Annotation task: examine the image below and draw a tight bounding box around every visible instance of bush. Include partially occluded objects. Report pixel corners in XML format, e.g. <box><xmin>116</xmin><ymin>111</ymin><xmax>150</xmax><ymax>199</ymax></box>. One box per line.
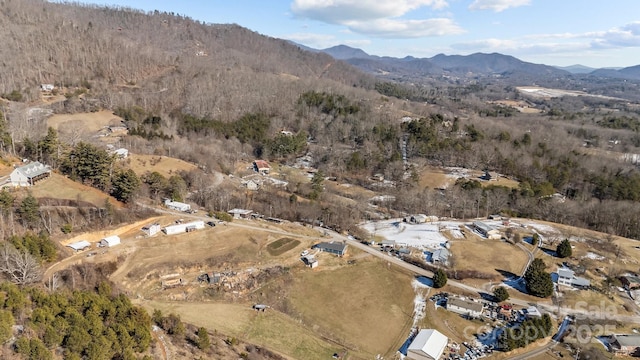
<box><xmin>214</xmin><ymin>211</ymin><xmax>233</xmax><ymax>222</ymax></box>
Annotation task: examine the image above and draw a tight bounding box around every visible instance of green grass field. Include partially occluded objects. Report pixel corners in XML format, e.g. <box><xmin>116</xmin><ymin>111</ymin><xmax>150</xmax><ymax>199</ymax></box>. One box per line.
<box><xmin>267</xmin><ymin>237</ymin><xmax>301</xmax><ymax>256</ymax></box>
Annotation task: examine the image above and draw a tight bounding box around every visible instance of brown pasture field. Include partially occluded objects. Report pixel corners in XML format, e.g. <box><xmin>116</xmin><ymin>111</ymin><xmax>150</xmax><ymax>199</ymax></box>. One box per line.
<box><xmin>450</xmin><ymin>238</ymin><xmax>529</xmax><ymax>279</ymax></box>
<box><xmin>125</xmin><ymin>154</ymin><xmax>198</xmax><ymax>178</ymax></box>
<box><xmin>47</xmin><ymin>110</ymin><xmax>124</xmax><ymax>132</ymax></box>
<box><xmin>419</xmin><ymin>166</ymin><xmax>519</xmax><ymax>190</ymax></box>
<box><xmin>29</xmin><ymin>173</ymin><xmax>121</xmax><ymax>208</ymax></box>
<box><xmin>286</xmin><ymin>257</ymin><xmax>416</xmax><ymax>359</ymax></box>
<box><xmin>102</xmin><ymin>220</ymin><xmax>416</xmax><ymax>359</ymax></box>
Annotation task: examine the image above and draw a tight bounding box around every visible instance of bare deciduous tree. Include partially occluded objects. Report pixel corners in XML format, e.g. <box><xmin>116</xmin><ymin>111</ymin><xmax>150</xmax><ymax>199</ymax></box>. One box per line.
<box><xmin>0</xmin><ymin>244</ymin><xmax>42</xmax><ymax>285</ymax></box>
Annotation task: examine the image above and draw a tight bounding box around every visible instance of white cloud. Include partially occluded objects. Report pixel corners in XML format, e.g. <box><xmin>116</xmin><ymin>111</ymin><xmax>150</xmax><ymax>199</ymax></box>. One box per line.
<box><xmin>290</xmin><ymin>0</ymin><xmax>459</xmax><ymax>38</ymax></box>
<box><xmin>595</xmin><ymin>21</ymin><xmax>640</xmax><ymax>48</ymax></box>
<box><xmin>291</xmin><ymin>0</ymin><xmax>449</xmax><ymax>23</ymax></box>
<box><xmin>347</xmin><ymin>18</ymin><xmax>464</xmax><ymax>38</ymax></box>
<box><xmin>468</xmin><ymin>0</ymin><xmax>530</xmax><ymax>12</ymax></box>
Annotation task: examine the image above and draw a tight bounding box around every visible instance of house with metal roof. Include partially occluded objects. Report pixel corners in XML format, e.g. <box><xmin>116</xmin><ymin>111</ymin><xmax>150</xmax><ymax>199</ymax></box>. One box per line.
<box><xmin>557</xmin><ymin>267</ymin><xmax>590</xmax><ymax>288</ymax></box>
<box><xmin>406</xmin><ymin>329</ymin><xmax>448</xmax><ymax>360</ymax></box>
<box><xmin>610</xmin><ymin>334</ymin><xmax>640</xmax><ymax>356</ymax></box>
<box><xmin>9</xmin><ymin>161</ymin><xmax>51</xmax><ymax>187</ymax></box>
<box><xmin>447</xmin><ymin>297</ymin><xmax>484</xmax><ymax>318</ymax></box>
<box><xmin>67</xmin><ymin>240</ymin><xmax>91</xmax><ymax>251</ymax></box>
<box><xmin>313</xmin><ymin>241</ymin><xmax>348</xmax><ymax>256</ymax></box>
<box><xmin>432</xmin><ymin>248</ymin><xmax>450</xmax><ymax>265</ymax></box>
<box><xmin>472</xmin><ymin>221</ymin><xmax>501</xmax><ymax>239</ymax></box>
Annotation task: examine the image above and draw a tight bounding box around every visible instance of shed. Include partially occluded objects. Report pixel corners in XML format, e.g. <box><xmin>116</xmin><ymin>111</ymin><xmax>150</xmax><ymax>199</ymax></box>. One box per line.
<box><xmin>253</xmin><ymin>160</ymin><xmax>270</xmax><ymax>174</ymax></box>
<box><xmin>67</xmin><ymin>240</ymin><xmax>91</xmax><ymax>251</ymax></box>
<box><xmin>610</xmin><ymin>334</ymin><xmax>640</xmax><ymax>356</ymax></box>
<box><xmin>99</xmin><ymin>235</ymin><xmax>121</xmax><ymax>247</ymax></box>
<box><xmin>141</xmin><ymin>223</ymin><xmax>161</xmax><ymax>237</ymax></box>
<box><xmin>432</xmin><ymin>248</ymin><xmax>450</xmax><ymax>264</ymax></box>
<box><xmin>406</xmin><ymin>329</ymin><xmax>448</xmax><ymax>360</ymax></box>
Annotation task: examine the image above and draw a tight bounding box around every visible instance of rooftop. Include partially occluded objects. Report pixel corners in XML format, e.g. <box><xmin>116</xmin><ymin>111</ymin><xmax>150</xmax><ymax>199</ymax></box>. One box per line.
<box><xmin>16</xmin><ymin>161</ymin><xmax>51</xmax><ymax>178</ymax></box>
<box><xmin>316</xmin><ymin>241</ymin><xmax>347</xmax><ymax>252</ymax></box>
<box><xmin>557</xmin><ymin>267</ymin><xmax>575</xmax><ymax>278</ymax></box>
<box><xmin>408</xmin><ymin>329</ymin><xmax>448</xmax><ymax>359</ymax></box>
<box><xmin>448</xmin><ymin>297</ymin><xmax>484</xmax><ymax>313</ymax></box>
<box><xmin>614</xmin><ymin>334</ymin><xmax>640</xmax><ymax>347</ymax></box>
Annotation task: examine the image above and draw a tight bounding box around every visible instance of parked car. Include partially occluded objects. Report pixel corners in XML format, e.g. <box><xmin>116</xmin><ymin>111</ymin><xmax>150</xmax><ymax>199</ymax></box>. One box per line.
<box><xmin>301</xmin><ymin>250</ymin><xmax>309</xmax><ymax>257</ymax></box>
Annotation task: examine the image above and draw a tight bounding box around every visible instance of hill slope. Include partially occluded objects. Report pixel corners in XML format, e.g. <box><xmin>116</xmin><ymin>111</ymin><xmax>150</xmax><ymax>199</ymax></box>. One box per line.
<box><xmin>0</xmin><ymin>0</ymin><xmax>375</xmax><ymax>119</ymax></box>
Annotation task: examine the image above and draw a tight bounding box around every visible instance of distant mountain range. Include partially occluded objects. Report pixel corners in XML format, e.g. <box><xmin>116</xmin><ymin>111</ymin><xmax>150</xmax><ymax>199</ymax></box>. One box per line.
<box><xmin>296</xmin><ymin>44</ymin><xmax>640</xmax><ymax>81</ymax></box>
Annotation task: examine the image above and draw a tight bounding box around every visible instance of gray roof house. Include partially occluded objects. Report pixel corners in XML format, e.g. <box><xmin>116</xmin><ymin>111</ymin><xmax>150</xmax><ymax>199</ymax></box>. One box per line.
<box><xmin>9</xmin><ymin>161</ymin><xmax>51</xmax><ymax>187</ymax></box>
<box><xmin>557</xmin><ymin>267</ymin><xmax>590</xmax><ymax>288</ymax></box>
<box><xmin>314</xmin><ymin>241</ymin><xmax>348</xmax><ymax>256</ymax></box>
<box><xmin>447</xmin><ymin>297</ymin><xmax>484</xmax><ymax>318</ymax></box>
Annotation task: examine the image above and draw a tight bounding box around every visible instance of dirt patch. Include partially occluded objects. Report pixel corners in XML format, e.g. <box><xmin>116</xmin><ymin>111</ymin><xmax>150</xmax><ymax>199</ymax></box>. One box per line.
<box><xmin>266</xmin><ymin>238</ymin><xmax>300</xmax><ymax>256</ymax></box>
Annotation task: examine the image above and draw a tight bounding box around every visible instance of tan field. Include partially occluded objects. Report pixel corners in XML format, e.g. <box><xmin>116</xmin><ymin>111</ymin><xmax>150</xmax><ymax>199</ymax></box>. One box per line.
<box><xmin>450</xmin><ymin>238</ymin><xmax>529</xmax><ymax>279</ymax></box>
<box><xmin>47</xmin><ymin>110</ymin><xmax>124</xmax><ymax>132</ymax></box>
<box><xmin>126</xmin><ymin>154</ymin><xmax>199</xmax><ymax>178</ymax></box>
<box><xmin>29</xmin><ymin>173</ymin><xmax>121</xmax><ymax>208</ymax></box>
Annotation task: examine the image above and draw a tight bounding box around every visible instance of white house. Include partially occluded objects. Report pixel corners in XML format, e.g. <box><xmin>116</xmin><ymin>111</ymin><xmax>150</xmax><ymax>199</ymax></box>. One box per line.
<box><xmin>163</xmin><ymin>220</ymin><xmax>205</xmax><ymax>235</ymax></box>
<box><xmin>99</xmin><ymin>235</ymin><xmax>121</xmax><ymax>247</ymax></box>
<box><xmin>447</xmin><ymin>297</ymin><xmax>484</xmax><ymax>318</ymax></box>
<box><xmin>9</xmin><ymin>161</ymin><xmax>52</xmax><ymax>187</ymax></box>
<box><xmin>40</xmin><ymin>84</ymin><xmax>54</xmax><ymax>91</ymax></box>
<box><xmin>407</xmin><ymin>329</ymin><xmax>448</xmax><ymax>360</ymax></box>
<box><xmin>141</xmin><ymin>223</ymin><xmax>161</xmax><ymax>237</ymax></box>
<box><xmin>228</xmin><ymin>208</ymin><xmax>253</xmax><ymax>219</ymax></box>
<box><xmin>164</xmin><ymin>199</ymin><xmax>191</xmax><ymax>212</ymax></box>
<box><xmin>557</xmin><ymin>267</ymin><xmax>590</xmax><ymax>288</ymax></box>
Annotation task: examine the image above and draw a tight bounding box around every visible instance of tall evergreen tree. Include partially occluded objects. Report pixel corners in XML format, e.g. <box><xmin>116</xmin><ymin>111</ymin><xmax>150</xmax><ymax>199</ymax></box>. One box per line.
<box><xmin>556</xmin><ymin>239</ymin><xmax>572</xmax><ymax>258</ymax></box>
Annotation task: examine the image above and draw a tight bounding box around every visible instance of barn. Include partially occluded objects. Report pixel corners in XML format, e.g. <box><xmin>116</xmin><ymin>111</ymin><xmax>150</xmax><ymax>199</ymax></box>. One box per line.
<box><xmin>407</xmin><ymin>329</ymin><xmax>448</xmax><ymax>360</ymax></box>
<box><xmin>99</xmin><ymin>235</ymin><xmax>121</xmax><ymax>247</ymax></box>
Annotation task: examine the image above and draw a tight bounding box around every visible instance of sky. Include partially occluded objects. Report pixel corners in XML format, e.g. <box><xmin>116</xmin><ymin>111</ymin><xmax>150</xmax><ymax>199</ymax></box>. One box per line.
<box><xmin>78</xmin><ymin>0</ymin><xmax>640</xmax><ymax>68</ymax></box>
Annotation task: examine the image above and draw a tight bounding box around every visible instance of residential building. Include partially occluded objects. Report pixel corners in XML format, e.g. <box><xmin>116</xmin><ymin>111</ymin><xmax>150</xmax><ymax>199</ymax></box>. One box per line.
<box><xmin>253</xmin><ymin>160</ymin><xmax>270</xmax><ymax>174</ymax></box>
<box><xmin>472</xmin><ymin>221</ymin><xmax>501</xmax><ymax>239</ymax></box>
<box><xmin>610</xmin><ymin>334</ymin><xmax>640</xmax><ymax>356</ymax></box>
<box><xmin>244</xmin><ymin>179</ymin><xmax>259</xmax><ymax>191</ymax></box>
<box><xmin>432</xmin><ymin>248</ymin><xmax>450</xmax><ymax>265</ymax></box>
<box><xmin>228</xmin><ymin>208</ymin><xmax>253</xmax><ymax>219</ymax></box>
<box><xmin>447</xmin><ymin>297</ymin><xmax>484</xmax><ymax>318</ymax></box>
<box><xmin>9</xmin><ymin>161</ymin><xmax>51</xmax><ymax>187</ymax></box>
<box><xmin>406</xmin><ymin>329</ymin><xmax>448</xmax><ymax>360</ymax></box>
<box><xmin>163</xmin><ymin>220</ymin><xmax>205</xmax><ymax>235</ymax></box>
<box><xmin>99</xmin><ymin>235</ymin><xmax>121</xmax><ymax>247</ymax></box>
<box><xmin>314</xmin><ymin>241</ymin><xmax>348</xmax><ymax>256</ymax></box>
<box><xmin>557</xmin><ymin>267</ymin><xmax>590</xmax><ymax>288</ymax></box>
<box><xmin>164</xmin><ymin>199</ymin><xmax>191</xmax><ymax>212</ymax></box>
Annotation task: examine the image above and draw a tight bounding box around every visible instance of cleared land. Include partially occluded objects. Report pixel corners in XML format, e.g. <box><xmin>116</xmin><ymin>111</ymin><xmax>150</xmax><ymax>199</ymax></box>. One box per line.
<box><xmin>47</xmin><ymin>110</ymin><xmax>124</xmax><ymax>132</ymax></box>
<box><xmin>450</xmin><ymin>238</ymin><xmax>529</xmax><ymax>280</ymax></box>
<box><xmin>29</xmin><ymin>173</ymin><xmax>121</xmax><ymax>208</ymax></box>
<box><xmin>126</xmin><ymin>154</ymin><xmax>198</xmax><ymax>178</ymax></box>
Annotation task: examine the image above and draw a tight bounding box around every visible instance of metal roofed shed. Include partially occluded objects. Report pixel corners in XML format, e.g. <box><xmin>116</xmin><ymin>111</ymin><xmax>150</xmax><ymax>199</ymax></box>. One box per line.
<box><xmin>99</xmin><ymin>235</ymin><xmax>121</xmax><ymax>247</ymax></box>
<box><xmin>406</xmin><ymin>329</ymin><xmax>448</xmax><ymax>360</ymax></box>
<box><xmin>67</xmin><ymin>240</ymin><xmax>91</xmax><ymax>251</ymax></box>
